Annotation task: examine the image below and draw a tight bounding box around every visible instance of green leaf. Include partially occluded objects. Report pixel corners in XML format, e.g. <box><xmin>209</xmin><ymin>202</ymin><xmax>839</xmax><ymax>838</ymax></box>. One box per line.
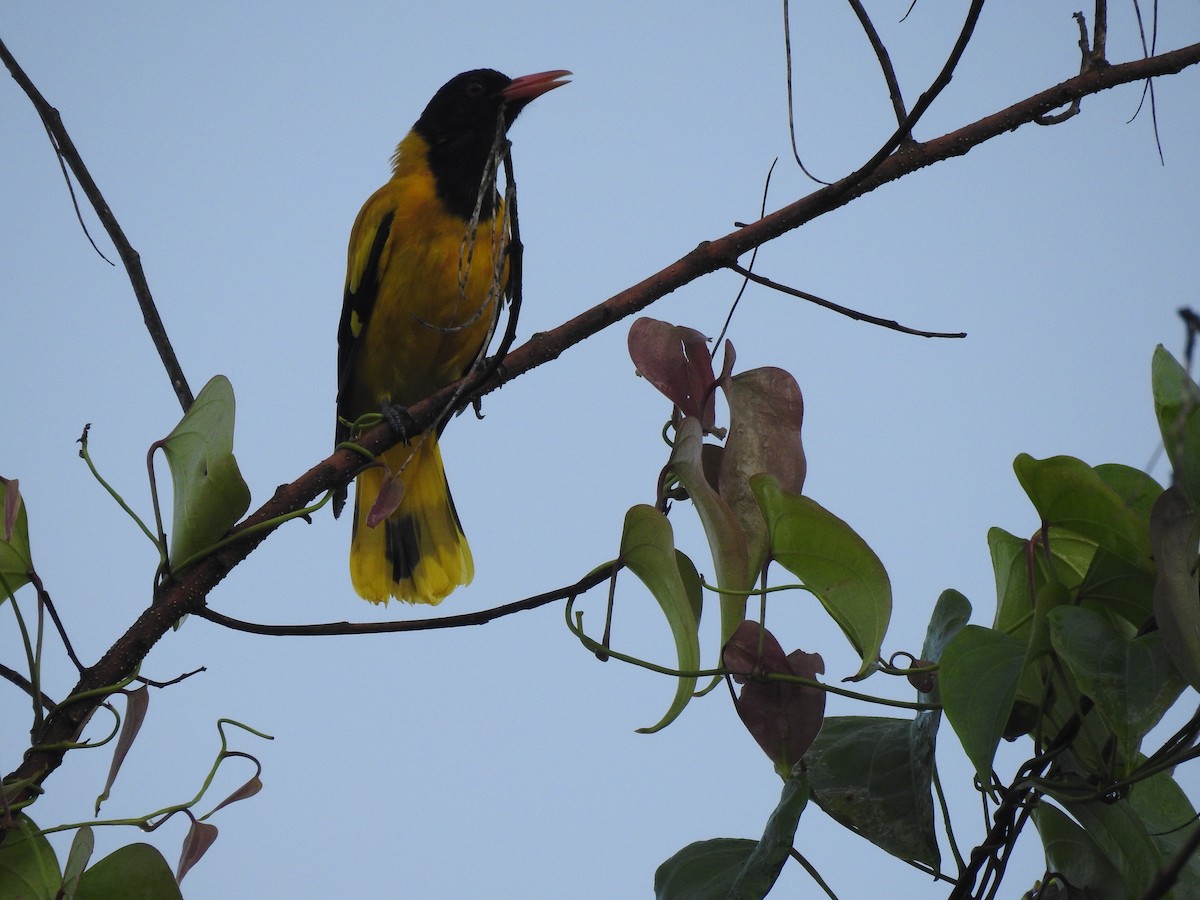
<box><xmin>1029</xmin><ymin>580</ymin><xmax>1071</xmax><ymax>663</ymax></box>
<box><xmin>1150</xmin><ymin>485</ymin><xmax>1200</xmax><ymax>692</ymax></box>
<box><xmin>988</xmin><ymin>527</ymin><xmax>1031</xmax><ymax>636</ymax></box>
<box><xmin>752</xmin><ymin>474</ymin><xmax>891</xmax><ymax>680</ymax></box>
<box><xmin>1032</xmin><ymin>804</ymin><xmax>1126</xmax><ymax>900</ymax></box>
<box><xmin>1152</xmin><ymin>345</ymin><xmax>1200</xmax><ymax>505</ymax></box>
<box><xmin>921</xmin><ymin>589</ymin><xmax>972</xmax><ymax>668</ymax></box>
<box><xmin>0</xmin><ymin>477</ymin><xmax>33</xmax><ymax>599</ymax></box>
<box><xmin>1013</xmin><ymin>454</ymin><xmax>1152</xmax><ymax>572</ymax></box>
<box><xmin>60</xmin><ymin>827</ymin><xmax>94</xmax><ymax>899</ymax></box>
<box><xmin>1094</xmin><ymin>463</ymin><xmax>1163</xmax><ymax>525</ymax></box>
<box><xmin>728</xmin><ymin>771</ymin><xmax>810</xmax><ymax>900</ymax></box>
<box><xmin>670</xmin><ymin>416</ymin><xmax>751</xmax><ymax>642</ymax></box>
<box><xmin>75</xmin><ymin>843</ymin><xmax>182</xmax><ymax>900</ymax></box>
<box><xmin>1076</xmin><ymin>547</ymin><xmax>1155</xmax><ymax>629</ymax></box>
<box><xmin>619</xmin><ymin>505</ymin><xmax>701</xmax><ymax>733</ymax></box>
<box><xmin>160</xmin><ymin>375</ymin><xmax>251</xmax><ymax>569</ymax></box>
<box><xmin>891</xmin><ymin>591</ymin><xmax>969</xmax><ymax>869</ymax></box>
<box><xmin>653</xmin><ymin>772</ymin><xmax>810</xmax><ymax>900</ymax></box>
<box><xmin>939</xmin><ymin>625</ymin><xmax>1026</xmax><ymax>782</ymax></box>
<box><xmin>0</xmin><ymin>815</ymin><xmax>60</xmax><ymax>900</ymax></box>
<box><xmin>654</xmin><ymin>839</ymin><xmax>757</xmax><ymax>900</ymax></box>
<box><xmin>806</xmin><ymin>717</ymin><xmax>940</xmax><ymax>867</ymax></box>
<box><xmin>718</xmin><ymin>367</ymin><xmax>806</xmax><ymax>579</ymax></box>
<box><xmin>989</xmin><ymin>527</ymin><xmax>1098</xmax><ymax>637</ymax></box>
<box><xmin>1050</xmin><ymin>786</ymin><xmax>1168</xmax><ymax>899</ymax></box>
<box><xmin>1049</xmin><ymin>606</ymin><xmax>1185</xmax><ymax>764</ymax></box>
<box><xmin>1129</xmin><ymin>769</ymin><xmax>1200</xmax><ymax>895</ymax></box>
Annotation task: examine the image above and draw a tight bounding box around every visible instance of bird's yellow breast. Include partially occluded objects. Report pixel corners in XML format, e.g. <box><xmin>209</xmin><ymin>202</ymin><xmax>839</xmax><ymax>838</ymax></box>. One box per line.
<box><xmin>343</xmin><ymin>135</ymin><xmax>506</xmax><ymax>415</ymax></box>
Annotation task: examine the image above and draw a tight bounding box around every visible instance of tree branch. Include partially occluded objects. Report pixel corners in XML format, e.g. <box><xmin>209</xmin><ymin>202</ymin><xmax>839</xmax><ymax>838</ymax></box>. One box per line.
<box><xmin>5</xmin><ymin>36</ymin><xmax>1200</xmax><ymax>816</ymax></box>
<box><xmin>191</xmin><ymin>566</ymin><xmax>613</xmax><ymax>636</ymax></box>
<box><xmin>0</xmin><ymin>36</ymin><xmax>194</xmax><ymax>412</ymax></box>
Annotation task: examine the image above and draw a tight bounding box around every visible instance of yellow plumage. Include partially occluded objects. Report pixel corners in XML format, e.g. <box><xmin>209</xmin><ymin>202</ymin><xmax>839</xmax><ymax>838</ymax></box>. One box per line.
<box><xmin>334</xmin><ymin>68</ymin><xmax>568</xmax><ymax>605</ymax></box>
<box><xmin>338</xmin><ymin>133</ymin><xmax>505</xmax><ymax>606</ymax></box>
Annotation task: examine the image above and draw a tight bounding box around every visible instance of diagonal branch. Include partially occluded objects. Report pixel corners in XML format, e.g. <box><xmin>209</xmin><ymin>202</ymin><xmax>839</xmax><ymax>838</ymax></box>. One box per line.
<box><xmin>5</xmin><ymin>36</ymin><xmax>1200</xmax><ymax>816</ymax></box>
<box><xmin>0</xmin><ymin>36</ymin><xmax>194</xmax><ymax>412</ymax></box>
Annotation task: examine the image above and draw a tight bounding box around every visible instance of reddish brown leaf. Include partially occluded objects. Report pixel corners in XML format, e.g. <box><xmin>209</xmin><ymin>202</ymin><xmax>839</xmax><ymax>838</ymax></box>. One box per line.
<box><xmin>207</xmin><ymin>773</ymin><xmax>263</xmax><ymax>817</ymax></box>
<box><xmin>95</xmin><ymin>686</ymin><xmax>150</xmax><ymax>814</ymax></box>
<box><xmin>366</xmin><ymin>470</ymin><xmax>404</xmax><ymax>528</ymax></box>
<box><xmin>724</xmin><ymin>621</ymin><xmax>826</xmax><ymax>771</ymax></box>
<box><xmin>628</xmin><ymin>317</ymin><xmax>717</xmax><ymax>430</ymax></box>
<box><xmin>906</xmin><ymin>659</ymin><xmax>936</xmax><ymax>694</ymax></box>
<box><xmin>177</xmin><ymin>817</ymin><xmax>218</xmax><ymax>883</ymax></box>
<box><xmin>719</xmin><ymin>367</ymin><xmax>806</xmax><ymax>575</ymax></box>
<box><xmin>722</xmin><ymin>619</ymin><xmax>790</xmax><ymax>683</ymax></box>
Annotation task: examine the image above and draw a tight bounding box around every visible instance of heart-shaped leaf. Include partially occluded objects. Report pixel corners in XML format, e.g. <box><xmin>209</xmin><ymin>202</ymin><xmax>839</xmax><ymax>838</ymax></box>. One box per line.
<box><xmin>76</xmin><ymin>843</ymin><xmax>181</xmax><ymax>900</ymax></box>
<box><xmin>723</xmin><ymin>621</ymin><xmax>825</xmax><ymax>775</ymax></box>
<box><xmin>1013</xmin><ymin>454</ymin><xmax>1152</xmax><ymax>572</ymax></box>
<box><xmin>806</xmin><ymin>716</ymin><xmax>940</xmax><ymax>866</ymax></box>
<box><xmin>0</xmin><ymin>815</ymin><xmax>60</xmax><ymax>900</ymax></box>
<box><xmin>160</xmin><ymin>375</ymin><xmax>251</xmax><ymax>570</ymax></box>
<box><xmin>752</xmin><ymin>474</ymin><xmax>891</xmax><ymax>679</ymax></box>
<box><xmin>938</xmin><ymin>625</ymin><xmax>1026</xmax><ymax>782</ymax></box>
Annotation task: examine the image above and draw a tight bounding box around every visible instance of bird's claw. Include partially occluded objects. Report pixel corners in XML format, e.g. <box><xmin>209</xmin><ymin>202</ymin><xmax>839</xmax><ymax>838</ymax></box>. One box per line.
<box><xmin>382</xmin><ymin>403</ymin><xmax>416</xmax><ymax>440</ymax></box>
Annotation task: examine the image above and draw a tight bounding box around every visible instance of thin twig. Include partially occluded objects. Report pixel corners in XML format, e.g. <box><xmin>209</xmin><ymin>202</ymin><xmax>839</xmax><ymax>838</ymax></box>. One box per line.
<box><xmin>1138</xmin><ymin>817</ymin><xmax>1200</xmax><ymax>900</ymax></box>
<box><xmin>0</xmin><ymin>662</ymin><xmax>56</xmax><ymax>713</ymax></box>
<box><xmin>841</xmin><ymin>0</ymin><xmax>986</xmax><ymax>194</ymax></box>
<box><xmin>30</xmin><ymin>573</ymin><xmax>84</xmax><ymax>674</ymax></box>
<box><xmin>782</xmin><ymin>0</ymin><xmax>832</xmax><ymax>184</ymax></box>
<box><xmin>846</xmin><ymin>0</ymin><xmax>910</xmax><ymax>130</ymax></box>
<box><xmin>716</xmin><ymin>158</ymin><xmax>779</xmax><ymax>347</ymax></box>
<box><xmin>192</xmin><ymin>566</ymin><xmax>613</xmax><ymax>636</ymax></box>
<box><xmin>0</xmin><ymin>36</ymin><xmax>194</xmax><ymax>411</ymax></box>
<box><xmin>789</xmin><ymin>848</ymin><xmax>841</xmax><ymax>899</ymax></box>
<box><xmin>1129</xmin><ymin>0</ymin><xmax>1165</xmax><ymax>163</ymax></box>
<box><xmin>725</xmin><ymin>262</ymin><xmax>966</xmax><ymax>338</ymax></box>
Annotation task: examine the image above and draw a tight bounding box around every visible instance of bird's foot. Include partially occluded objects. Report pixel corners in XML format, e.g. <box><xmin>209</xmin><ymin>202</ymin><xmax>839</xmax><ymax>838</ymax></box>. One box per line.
<box><xmin>381</xmin><ymin>403</ymin><xmax>416</xmax><ymax>440</ymax></box>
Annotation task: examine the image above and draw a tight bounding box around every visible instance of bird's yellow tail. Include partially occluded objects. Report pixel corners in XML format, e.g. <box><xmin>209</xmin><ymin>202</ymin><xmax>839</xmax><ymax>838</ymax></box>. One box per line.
<box><xmin>349</xmin><ymin>435</ymin><xmax>473</xmax><ymax>604</ymax></box>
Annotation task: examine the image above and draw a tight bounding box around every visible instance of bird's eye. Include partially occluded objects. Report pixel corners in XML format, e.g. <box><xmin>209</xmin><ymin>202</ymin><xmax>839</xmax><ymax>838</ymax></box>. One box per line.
<box><xmin>465</xmin><ymin>81</ymin><xmax>484</xmax><ymax>98</ymax></box>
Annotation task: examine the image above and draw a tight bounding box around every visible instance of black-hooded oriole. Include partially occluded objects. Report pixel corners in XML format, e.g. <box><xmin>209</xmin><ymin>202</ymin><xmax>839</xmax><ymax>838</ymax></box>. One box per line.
<box><xmin>334</xmin><ymin>68</ymin><xmax>569</xmax><ymax>604</ymax></box>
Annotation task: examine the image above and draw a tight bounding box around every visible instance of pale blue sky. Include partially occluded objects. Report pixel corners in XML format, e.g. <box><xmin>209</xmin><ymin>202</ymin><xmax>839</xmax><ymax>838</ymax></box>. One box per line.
<box><xmin>3</xmin><ymin>3</ymin><xmax>1200</xmax><ymax>898</ymax></box>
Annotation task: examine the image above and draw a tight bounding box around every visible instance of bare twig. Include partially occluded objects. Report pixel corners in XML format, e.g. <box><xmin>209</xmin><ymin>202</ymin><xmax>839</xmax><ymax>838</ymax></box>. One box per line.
<box><xmin>716</xmin><ymin>158</ymin><xmax>779</xmax><ymax>346</ymax></box>
<box><xmin>781</xmin><ymin>0</ymin><xmax>832</xmax><ymax>184</ymax></box>
<box><xmin>0</xmin><ymin>36</ymin><xmax>194</xmax><ymax>411</ymax></box>
<box><xmin>1138</xmin><ymin>819</ymin><xmax>1200</xmax><ymax>900</ymax></box>
<box><xmin>846</xmin><ymin>0</ymin><xmax>910</xmax><ymax>130</ymax></box>
<box><xmin>843</xmin><ymin>0</ymin><xmax>986</xmax><ymax>193</ymax></box>
<box><xmin>30</xmin><ymin>573</ymin><xmax>84</xmax><ymax>674</ymax></box>
<box><xmin>192</xmin><ymin>566</ymin><xmax>613</xmax><ymax>636</ymax></box>
<box><xmin>1129</xmin><ymin>0</ymin><xmax>1166</xmax><ymax>164</ymax></box>
<box><xmin>0</xmin><ymin>662</ymin><xmax>56</xmax><ymax>714</ymax></box>
<box><xmin>725</xmin><ymin>262</ymin><xmax>966</xmax><ymax>338</ymax></box>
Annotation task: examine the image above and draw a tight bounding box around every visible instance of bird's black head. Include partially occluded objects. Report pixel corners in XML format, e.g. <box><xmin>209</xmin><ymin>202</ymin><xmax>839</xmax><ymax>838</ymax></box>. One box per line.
<box><xmin>412</xmin><ymin>68</ymin><xmax>569</xmax><ymax>220</ymax></box>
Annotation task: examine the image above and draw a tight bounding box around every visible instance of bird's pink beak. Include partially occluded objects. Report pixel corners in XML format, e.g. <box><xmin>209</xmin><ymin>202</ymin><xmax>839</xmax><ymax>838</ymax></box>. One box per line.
<box><xmin>502</xmin><ymin>69</ymin><xmax>572</xmax><ymax>104</ymax></box>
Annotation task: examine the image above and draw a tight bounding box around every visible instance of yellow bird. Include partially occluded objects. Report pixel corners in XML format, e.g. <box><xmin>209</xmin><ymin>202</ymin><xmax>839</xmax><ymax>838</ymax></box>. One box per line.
<box><xmin>334</xmin><ymin>68</ymin><xmax>569</xmax><ymax>604</ymax></box>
